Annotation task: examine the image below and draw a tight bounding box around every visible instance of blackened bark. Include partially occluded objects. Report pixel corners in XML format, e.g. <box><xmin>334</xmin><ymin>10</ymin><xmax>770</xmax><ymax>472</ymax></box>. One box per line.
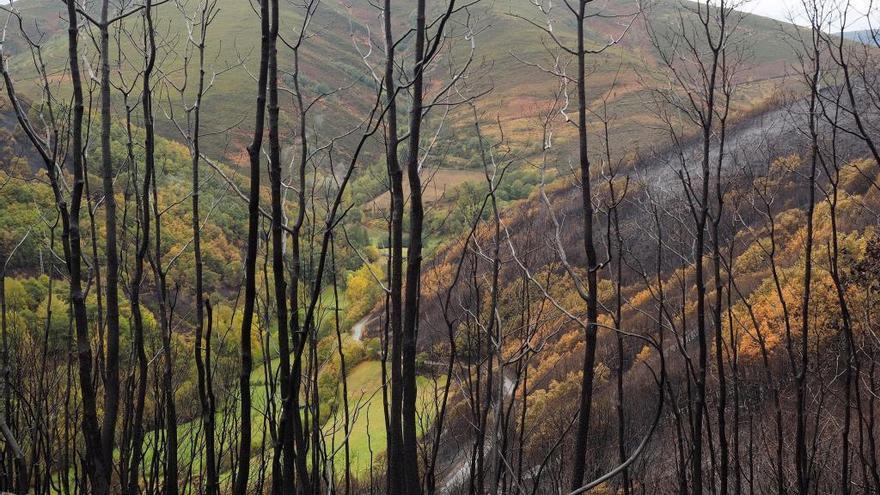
<box><xmin>64</xmin><ymin>0</ymin><xmax>109</xmax><ymax>491</ymax></box>
<box><xmin>796</xmin><ymin>19</ymin><xmax>822</xmax><ymax>492</ymax></box>
<box><xmin>98</xmin><ymin>0</ymin><xmax>121</xmax><ymax>474</ymax></box>
<box><xmin>382</xmin><ymin>1</ymin><xmax>405</xmax><ymax>491</ymax></box>
<box><xmin>570</xmin><ymin>1</ymin><xmax>600</xmax><ymax>489</ymax></box>
<box><xmin>190</xmin><ymin>1</ymin><xmax>217</xmax><ymax>490</ymax></box>
<box><xmin>607</xmin><ymin>158</ymin><xmax>630</xmax><ymax>495</ymax></box>
<box><xmin>138</xmin><ymin>2</ymin><xmax>179</xmax><ymax>490</ymax></box>
<box><xmin>127</xmin><ymin>97</ymin><xmax>150</xmax><ymax>495</ymax></box>
<box><xmin>235</xmin><ymin>0</ymin><xmax>270</xmax><ymax>489</ymax></box>
<box><xmin>401</xmin><ymin>2</ymin><xmax>428</xmax><ymax>493</ymax></box>
<box><xmin>711</xmin><ymin>97</ymin><xmax>731</xmax><ymax>495</ymax></box>
<box><xmin>289</xmin><ymin>31</ymin><xmax>313</xmax><ymax>495</ymax></box>
<box><xmin>205</xmin><ymin>299</ymin><xmax>218</xmax><ymax>494</ymax></box>
<box><xmin>265</xmin><ymin>0</ymin><xmax>296</xmax><ymax>488</ymax></box>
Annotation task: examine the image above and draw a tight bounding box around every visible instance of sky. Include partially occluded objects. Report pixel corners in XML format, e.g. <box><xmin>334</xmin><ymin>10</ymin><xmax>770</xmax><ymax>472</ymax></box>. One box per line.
<box><xmin>740</xmin><ymin>0</ymin><xmax>877</xmax><ymax>31</ymax></box>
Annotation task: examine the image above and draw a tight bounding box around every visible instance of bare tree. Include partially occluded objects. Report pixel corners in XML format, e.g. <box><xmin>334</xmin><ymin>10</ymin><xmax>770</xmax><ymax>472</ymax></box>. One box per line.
<box><xmin>0</xmin><ymin>0</ymin><xmax>110</xmax><ymax>491</ymax></box>
<box><xmin>647</xmin><ymin>1</ymin><xmax>740</xmax><ymax>491</ymax></box>
<box><xmin>234</xmin><ymin>0</ymin><xmax>270</xmax><ymax>488</ymax></box>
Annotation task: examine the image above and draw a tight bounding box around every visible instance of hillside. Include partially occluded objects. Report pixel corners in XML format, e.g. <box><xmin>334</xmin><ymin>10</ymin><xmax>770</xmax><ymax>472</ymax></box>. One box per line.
<box><xmin>2</xmin><ymin>0</ymin><xmax>879</xmax><ymax>494</ymax></box>
<box><xmin>391</xmin><ymin>83</ymin><xmax>880</xmax><ymax>493</ymax></box>
<box><xmin>3</xmin><ymin>0</ymin><xmax>800</xmax><ymax>165</ymax></box>
<box><xmin>0</xmin><ymin>0</ymin><xmax>810</xmax><ymax>265</ymax></box>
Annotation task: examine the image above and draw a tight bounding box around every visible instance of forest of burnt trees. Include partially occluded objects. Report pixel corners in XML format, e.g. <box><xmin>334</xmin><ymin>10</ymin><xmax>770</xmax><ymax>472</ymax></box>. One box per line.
<box><xmin>1</xmin><ymin>0</ymin><xmax>880</xmax><ymax>493</ymax></box>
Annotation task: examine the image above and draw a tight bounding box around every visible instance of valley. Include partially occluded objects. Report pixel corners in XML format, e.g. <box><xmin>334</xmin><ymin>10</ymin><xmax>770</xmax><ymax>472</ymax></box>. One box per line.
<box><xmin>1</xmin><ymin>0</ymin><xmax>879</xmax><ymax>493</ymax></box>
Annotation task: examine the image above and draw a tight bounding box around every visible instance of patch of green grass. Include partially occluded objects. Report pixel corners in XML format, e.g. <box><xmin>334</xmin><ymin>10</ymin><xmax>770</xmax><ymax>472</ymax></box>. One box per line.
<box><xmin>114</xmin><ymin>357</ymin><xmax>443</xmax><ymax>489</ymax></box>
<box><xmin>322</xmin><ymin>360</ymin><xmax>446</xmax><ymax>477</ymax></box>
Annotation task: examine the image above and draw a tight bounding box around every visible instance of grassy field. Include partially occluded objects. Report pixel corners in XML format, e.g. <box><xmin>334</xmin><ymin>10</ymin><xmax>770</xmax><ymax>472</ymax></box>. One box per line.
<box><xmin>102</xmin><ymin>357</ymin><xmax>441</xmax><ymax>490</ymax></box>
<box><xmin>324</xmin><ymin>360</ymin><xmax>445</xmax><ymax>477</ymax></box>
<box><xmin>366</xmin><ymin>168</ymin><xmax>487</xmax><ymax>211</ymax></box>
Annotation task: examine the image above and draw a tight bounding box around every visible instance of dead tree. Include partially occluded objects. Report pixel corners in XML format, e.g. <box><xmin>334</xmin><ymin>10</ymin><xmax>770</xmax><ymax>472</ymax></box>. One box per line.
<box><xmin>0</xmin><ymin>0</ymin><xmax>112</xmax><ymax>491</ymax></box>
<box><xmin>514</xmin><ymin>1</ymin><xmax>639</xmax><ymax>489</ymax></box>
<box><xmin>234</xmin><ymin>0</ymin><xmax>270</xmax><ymax>488</ymax></box>
<box><xmin>647</xmin><ymin>1</ymin><xmax>739</xmax><ymax>491</ymax></box>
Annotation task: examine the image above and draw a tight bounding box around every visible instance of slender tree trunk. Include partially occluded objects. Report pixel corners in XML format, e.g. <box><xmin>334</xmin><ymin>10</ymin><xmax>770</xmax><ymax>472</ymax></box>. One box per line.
<box><xmin>235</xmin><ymin>0</ymin><xmax>270</xmax><ymax>489</ymax></box>
<box><xmin>264</xmin><ymin>0</ymin><xmax>296</xmax><ymax>489</ymax></box>
<box><xmin>98</xmin><ymin>0</ymin><xmax>121</xmax><ymax>476</ymax></box>
<box><xmin>381</xmin><ymin>1</ymin><xmax>405</xmax><ymax>491</ymax></box>
<box><xmin>401</xmin><ymin>1</ymin><xmax>427</xmax><ymax>494</ymax></box>
<box><xmin>64</xmin><ymin>1</ymin><xmax>109</xmax><ymax>491</ymax></box>
<box><xmin>289</xmin><ymin>35</ymin><xmax>313</xmax><ymax>495</ymax></box>
<box><xmin>190</xmin><ymin>1</ymin><xmax>217</xmax><ymax>490</ymax></box>
<box><xmin>205</xmin><ymin>299</ymin><xmax>218</xmax><ymax>494</ymax></box>
<box><xmin>796</xmin><ymin>21</ymin><xmax>822</xmax><ymax>492</ymax></box>
<box><xmin>690</xmin><ymin>53</ymin><xmax>718</xmax><ymax>495</ymax></box>
<box><xmin>127</xmin><ymin>94</ymin><xmax>150</xmax><ymax>494</ymax></box>
<box><xmin>712</xmin><ymin>110</ymin><xmax>730</xmax><ymax>495</ymax></box>
<box><xmin>609</xmin><ymin>171</ymin><xmax>630</xmax><ymax>495</ymax></box>
<box><xmin>570</xmin><ymin>2</ymin><xmax>600</xmax><ymax>489</ymax></box>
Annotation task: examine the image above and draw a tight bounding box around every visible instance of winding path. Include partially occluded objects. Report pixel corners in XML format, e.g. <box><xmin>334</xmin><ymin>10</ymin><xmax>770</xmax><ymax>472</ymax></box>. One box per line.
<box><xmin>350</xmin><ymin>316</ymin><xmax>373</xmax><ymax>341</ymax></box>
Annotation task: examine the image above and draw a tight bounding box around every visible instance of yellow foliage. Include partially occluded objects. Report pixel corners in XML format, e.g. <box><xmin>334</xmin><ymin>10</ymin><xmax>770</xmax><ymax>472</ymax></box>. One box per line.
<box><xmin>635</xmin><ymin>345</ymin><xmax>652</xmax><ymax>364</ymax></box>
<box><xmin>345</xmin><ymin>262</ymin><xmax>384</xmax><ymax>323</ymax></box>
<box><xmin>735</xmin><ymin>237</ymin><xmax>770</xmax><ymax>274</ymax></box>
<box><xmin>628</xmin><ymin>287</ymin><xmax>653</xmax><ymax>309</ymax></box>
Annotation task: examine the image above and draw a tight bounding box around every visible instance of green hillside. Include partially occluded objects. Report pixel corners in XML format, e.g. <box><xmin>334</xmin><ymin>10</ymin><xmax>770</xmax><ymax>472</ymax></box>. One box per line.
<box><xmin>5</xmin><ymin>0</ymin><xmax>801</xmax><ymax>165</ymax></box>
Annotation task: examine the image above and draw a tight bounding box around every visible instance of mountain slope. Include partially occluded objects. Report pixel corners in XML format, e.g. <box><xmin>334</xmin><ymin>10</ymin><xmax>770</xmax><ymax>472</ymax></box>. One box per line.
<box><xmin>3</xmin><ymin>0</ymin><xmax>804</xmax><ymax>165</ymax></box>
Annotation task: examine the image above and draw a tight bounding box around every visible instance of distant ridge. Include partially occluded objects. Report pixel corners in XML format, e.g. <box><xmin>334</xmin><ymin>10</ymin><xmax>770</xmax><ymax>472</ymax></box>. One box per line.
<box><xmin>842</xmin><ymin>29</ymin><xmax>877</xmax><ymax>45</ymax></box>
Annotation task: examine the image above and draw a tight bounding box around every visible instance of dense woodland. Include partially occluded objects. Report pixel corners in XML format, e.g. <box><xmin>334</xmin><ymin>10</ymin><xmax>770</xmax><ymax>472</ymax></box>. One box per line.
<box><xmin>0</xmin><ymin>0</ymin><xmax>879</xmax><ymax>493</ymax></box>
